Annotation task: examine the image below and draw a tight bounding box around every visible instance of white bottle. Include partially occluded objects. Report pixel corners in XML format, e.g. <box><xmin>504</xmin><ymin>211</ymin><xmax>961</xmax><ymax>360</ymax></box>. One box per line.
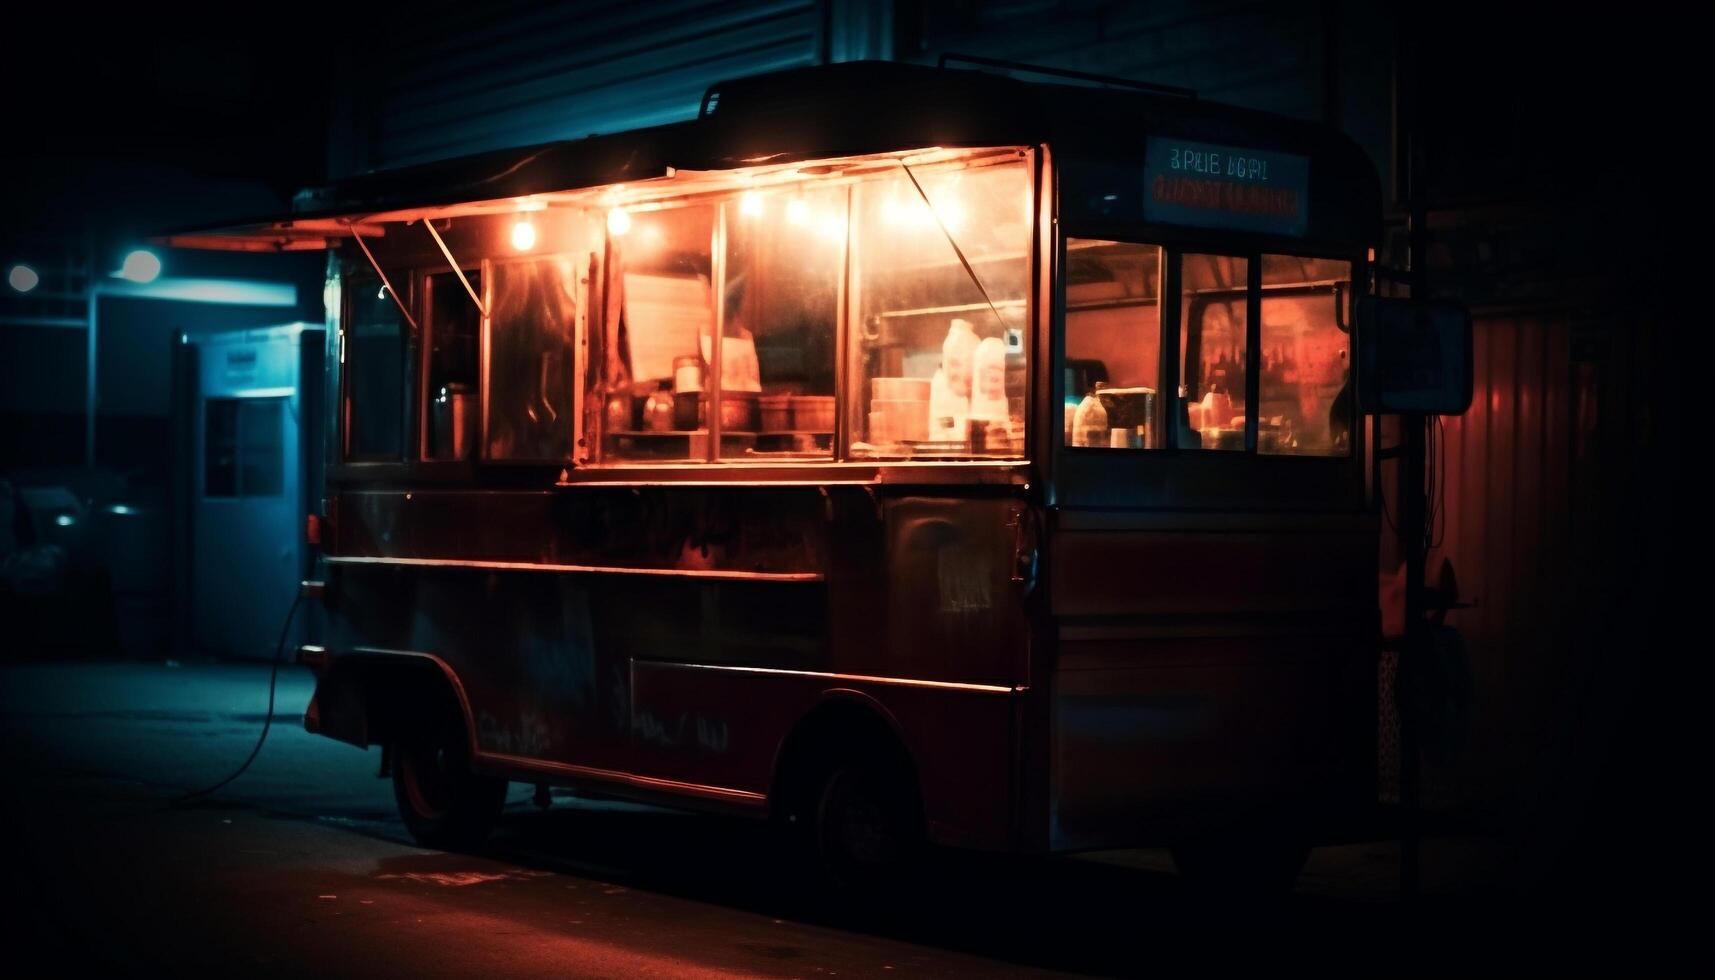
<box><xmin>969</xmin><ymin>336</ymin><xmax>1009</xmax><ymax>422</ymax></box>
<box><xmin>1073</xmin><ymin>388</ymin><xmax>1108</xmax><ymax>447</ymax></box>
<box><xmin>930</xmin><ymin>318</ymin><xmax>979</xmax><ymax>440</ymax></box>
<box><xmin>942</xmin><ymin>319</ymin><xmax>978</xmax><ymax>399</ymax></box>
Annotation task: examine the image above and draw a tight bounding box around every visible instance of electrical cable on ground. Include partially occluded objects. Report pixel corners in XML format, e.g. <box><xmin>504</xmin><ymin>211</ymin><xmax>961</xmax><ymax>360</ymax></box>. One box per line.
<box><xmin>170</xmin><ymin>592</ymin><xmax>304</xmax><ymax>805</ymax></box>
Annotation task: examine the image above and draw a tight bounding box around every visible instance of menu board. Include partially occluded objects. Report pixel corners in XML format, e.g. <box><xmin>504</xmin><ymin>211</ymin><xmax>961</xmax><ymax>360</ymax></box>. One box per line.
<box><xmin>1144</xmin><ymin>137</ymin><xmax>1310</xmax><ymax>237</ymax></box>
<box><xmin>622</xmin><ymin>272</ymin><xmax>710</xmax><ymax>382</ymax></box>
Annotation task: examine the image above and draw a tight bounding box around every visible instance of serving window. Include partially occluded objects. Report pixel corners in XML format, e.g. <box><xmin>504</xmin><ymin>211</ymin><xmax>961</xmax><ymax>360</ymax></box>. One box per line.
<box><xmin>588</xmin><ymin>147</ymin><xmax>1031</xmax><ymax>465</ymax></box>
<box><xmin>422</xmin><ymin>269</ymin><xmax>481</xmax><ymax>460</ymax></box>
<box><xmin>847</xmin><ymin>158</ymin><xmax>1030</xmax><ymax>459</ymax></box>
<box><xmin>486</xmin><ymin>254</ymin><xmax>585</xmax><ymax>460</ymax></box>
<box><xmin>336</xmin><ymin>146</ymin><xmax>1035</xmax><ymax>472</ymax></box>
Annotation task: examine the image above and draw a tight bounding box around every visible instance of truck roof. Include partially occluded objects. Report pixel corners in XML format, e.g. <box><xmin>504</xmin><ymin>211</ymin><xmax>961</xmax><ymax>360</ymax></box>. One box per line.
<box><xmin>163</xmin><ymin>60</ymin><xmax>1381</xmax><ymax>251</ymax></box>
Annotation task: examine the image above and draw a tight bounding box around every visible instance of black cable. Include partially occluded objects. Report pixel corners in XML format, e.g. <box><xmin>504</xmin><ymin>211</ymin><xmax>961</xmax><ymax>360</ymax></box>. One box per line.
<box><xmin>171</xmin><ymin>592</ymin><xmax>304</xmax><ymax>805</ymax></box>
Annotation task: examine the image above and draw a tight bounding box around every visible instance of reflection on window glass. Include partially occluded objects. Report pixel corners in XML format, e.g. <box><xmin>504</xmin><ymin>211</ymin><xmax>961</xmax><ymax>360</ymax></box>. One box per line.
<box><xmin>1259</xmin><ymin>255</ymin><xmax>1353</xmax><ymax>456</ymax></box>
<box><xmin>720</xmin><ymin>186</ymin><xmax>842</xmax><ymax>459</ymax></box>
<box><xmin>205</xmin><ymin>397</ymin><xmax>283</xmax><ymax>497</ymax></box>
<box><xmin>849</xmin><ymin>158</ymin><xmax>1030</xmax><ymax>458</ymax></box>
<box><xmin>1064</xmin><ymin>240</ymin><xmax>1161</xmax><ymax>449</ymax></box>
<box><xmin>343</xmin><ymin>270</ymin><xmax>412</xmax><ymax>459</ymax></box>
<box><xmin>488</xmin><ymin>256</ymin><xmax>581</xmax><ymax>460</ymax></box>
<box><xmin>1178</xmin><ymin>254</ymin><xmax>1248</xmax><ymax>451</ymax></box>
<box><xmin>425</xmin><ymin>270</ymin><xmax>481</xmax><ymax>460</ymax></box>
<box><xmin>600</xmin><ymin>204</ymin><xmax>715</xmax><ymax>463</ymax></box>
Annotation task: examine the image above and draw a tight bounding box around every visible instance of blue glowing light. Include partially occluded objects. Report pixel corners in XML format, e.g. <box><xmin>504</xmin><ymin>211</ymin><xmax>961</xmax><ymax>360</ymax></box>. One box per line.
<box><xmin>118</xmin><ymin>249</ymin><xmax>162</xmax><ymax>284</ymax></box>
<box><xmin>7</xmin><ymin>264</ymin><xmax>39</xmax><ymax>293</ymax></box>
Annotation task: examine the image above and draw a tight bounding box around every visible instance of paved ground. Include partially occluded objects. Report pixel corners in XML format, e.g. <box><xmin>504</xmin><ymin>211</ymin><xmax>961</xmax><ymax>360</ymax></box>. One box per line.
<box><xmin>0</xmin><ymin>662</ymin><xmax>1674</xmax><ymax>976</ymax></box>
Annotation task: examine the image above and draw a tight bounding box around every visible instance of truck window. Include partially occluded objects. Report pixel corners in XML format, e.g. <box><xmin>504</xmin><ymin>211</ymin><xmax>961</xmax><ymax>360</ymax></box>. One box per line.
<box><xmin>342</xmin><ymin>270</ymin><xmax>414</xmax><ymax>460</ymax></box>
<box><xmin>717</xmin><ymin>184</ymin><xmax>843</xmax><ymax>460</ymax></box>
<box><xmin>1258</xmin><ymin>255</ymin><xmax>1354</xmax><ymax>456</ymax></box>
<box><xmin>1064</xmin><ymin>239</ymin><xmax>1162</xmax><ymax>449</ymax></box>
<box><xmin>848</xmin><ymin>157</ymin><xmax>1030</xmax><ymax>459</ymax></box>
<box><xmin>424</xmin><ymin>269</ymin><xmax>482</xmax><ymax>461</ymax></box>
<box><xmin>487</xmin><ymin>255</ymin><xmax>582</xmax><ymax>460</ymax></box>
<box><xmin>599</xmin><ymin>203</ymin><xmax>717</xmax><ymax>463</ymax></box>
<box><xmin>1178</xmin><ymin>254</ymin><xmax>1249</xmax><ymax>451</ymax></box>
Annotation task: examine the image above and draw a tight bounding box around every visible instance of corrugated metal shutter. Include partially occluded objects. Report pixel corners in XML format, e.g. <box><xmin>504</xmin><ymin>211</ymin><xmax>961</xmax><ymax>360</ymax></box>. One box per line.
<box><xmin>352</xmin><ymin>0</ymin><xmax>830</xmax><ymax>172</ymax></box>
<box><xmin>1422</xmin><ymin>311</ymin><xmax>1650</xmax><ymax>823</ymax></box>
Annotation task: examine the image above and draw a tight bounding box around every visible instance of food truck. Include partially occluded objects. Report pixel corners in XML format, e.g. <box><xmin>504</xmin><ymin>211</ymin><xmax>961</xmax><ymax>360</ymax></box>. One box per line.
<box><xmin>169</xmin><ymin>61</ymin><xmax>1383</xmax><ymax>890</ymax></box>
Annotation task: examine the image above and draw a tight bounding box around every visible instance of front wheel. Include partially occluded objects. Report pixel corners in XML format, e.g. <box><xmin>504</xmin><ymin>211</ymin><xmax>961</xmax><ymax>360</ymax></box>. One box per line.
<box><xmin>391</xmin><ymin>734</ymin><xmax>507</xmax><ymax>851</ymax></box>
<box><xmin>811</xmin><ymin>763</ymin><xmax>923</xmax><ymax>895</ymax></box>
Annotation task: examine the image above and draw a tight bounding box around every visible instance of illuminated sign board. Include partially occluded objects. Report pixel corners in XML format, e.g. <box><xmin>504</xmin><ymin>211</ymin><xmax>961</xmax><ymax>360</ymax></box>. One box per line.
<box><xmin>1144</xmin><ymin>138</ymin><xmax>1310</xmax><ymax>237</ymax></box>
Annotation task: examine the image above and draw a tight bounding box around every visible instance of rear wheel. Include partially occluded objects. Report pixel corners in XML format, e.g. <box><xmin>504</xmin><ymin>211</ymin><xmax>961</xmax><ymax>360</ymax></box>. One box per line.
<box><xmin>810</xmin><ymin>762</ymin><xmax>923</xmax><ymax>895</ymax></box>
<box><xmin>392</xmin><ymin>733</ymin><xmax>507</xmax><ymax>850</ymax></box>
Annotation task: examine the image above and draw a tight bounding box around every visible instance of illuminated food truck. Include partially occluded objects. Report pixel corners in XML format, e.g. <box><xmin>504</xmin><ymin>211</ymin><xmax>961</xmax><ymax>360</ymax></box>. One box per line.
<box><xmin>170</xmin><ymin>61</ymin><xmax>1385</xmax><ymax>891</ymax></box>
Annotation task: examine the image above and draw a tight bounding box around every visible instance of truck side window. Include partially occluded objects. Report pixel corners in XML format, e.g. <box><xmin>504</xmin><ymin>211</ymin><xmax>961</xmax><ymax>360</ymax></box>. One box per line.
<box><xmin>717</xmin><ymin>185</ymin><xmax>843</xmax><ymax>459</ymax></box>
<box><xmin>1178</xmin><ymin>254</ymin><xmax>1249</xmax><ymax>451</ymax></box>
<box><xmin>1064</xmin><ymin>240</ymin><xmax>1162</xmax><ymax>449</ymax></box>
<box><xmin>423</xmin><ymin>270</ymin><xmax>482</xmax><ymax>461</ymax></box>
<box><xmin>487</xmin><ymin>253</ymin><xmax>585</xmax><ymax>461</ymax></box>
<box><xmin>598</xmin><ymin>203</ymin><xmax>717</xmax><ymax>463</ymax></box>
<box><xmin>1258</xmin><ymin>255</ymin><xmax>1354</xmax><ymax>456</ymax></box>
<box><xmin>342</xmin><ymin>270</ymin><xmax>414</xmax><ymax>460</ymax></box>
<box><xmin>848</xmin><ymin>157</ymin><xmax>1030</xmax><ymax>459</ymax></box>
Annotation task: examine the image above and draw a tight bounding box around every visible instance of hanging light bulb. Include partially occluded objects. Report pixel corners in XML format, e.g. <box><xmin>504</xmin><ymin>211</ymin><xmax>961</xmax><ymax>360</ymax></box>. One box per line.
<box><xmin>607</xmin><ymin>207</ymin><xmax>631</xmax><ymax>236</ymax></box>
<box><xmin>818</xmin><ymin>212</ymin><xmax>846</xmax><ymax>243</ymax></box>
<box><xmin>740</xmin><ymin>190</ymin><xmax>763</xmax><ymax>217</ymax></box>
<box><xmin>511</xmin><ymin>219</ymin><xmax>537</xmax><ymax>251</ymax></box>
<box><xmin>934</xmin><ymin>196</ymin><xmax>964</xmax><ymax>231</ymax></box>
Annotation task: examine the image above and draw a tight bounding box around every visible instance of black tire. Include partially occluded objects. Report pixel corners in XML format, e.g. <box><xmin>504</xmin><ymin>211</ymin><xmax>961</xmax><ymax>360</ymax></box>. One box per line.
<box><xmin>1170</xmin><ymin>831</ymin><xmax>1311</xmax><ymax>900</ymax></box>
<box><xmin>391</xmin><ymin>733</ymin><xmax>508</xmax><ymax>851</ymax></box>
<box><xmin>810</xmin><ymin>762</ymin><xmax>923</xmax><ymax>895</ymax></box>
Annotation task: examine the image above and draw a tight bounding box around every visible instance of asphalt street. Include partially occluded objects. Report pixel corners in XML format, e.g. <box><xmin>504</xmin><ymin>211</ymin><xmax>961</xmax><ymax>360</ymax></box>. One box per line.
<box><xmin>0</xmin><ymin>662</ymin><xmax>1646</xmax><ymax>977</ymax></box>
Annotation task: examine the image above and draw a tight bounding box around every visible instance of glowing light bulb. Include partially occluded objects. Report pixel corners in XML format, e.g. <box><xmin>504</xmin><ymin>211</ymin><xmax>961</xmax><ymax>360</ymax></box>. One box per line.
<box><xmin>511</xmin><ymin>219</ymin><xmax>537</xmax><ymax>251</ymax></box>
<box><xmin>739</xmin><ymin>191</ymin><xmax>763</xmax><ymax>217</ymax></box>
<box><xmin>818</xmin><ymin>213</ymin><xmax>846</xmax><ymax>243</ymax></box>
<box><xmin>7</xmin><ymin>264</ymin><xmax>38</xmax><ymax>293</ymax></box>
<box><xmin>118</xmin><ymin>249</ymin><xmax>161</xmax><ymax>284</ymax></box>
<box><xmin>785</xmin><ymin>198</ymin><xmax>809</xmax><ymax>225</ymax></box>
<box><xmin>934</xmin><ymin>197</ymin><xmax>963</xmax><ymax>231</ymax></box>
<box><xmin>607</xmin><ymin>208</ymin><xmax>631</xmax><ymax>236</ymax></box>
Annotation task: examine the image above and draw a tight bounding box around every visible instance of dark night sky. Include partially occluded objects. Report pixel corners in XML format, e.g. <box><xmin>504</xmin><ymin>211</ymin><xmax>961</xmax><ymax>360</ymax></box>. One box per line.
<box><xmin>0</xmin><ymin>4</ymin><xmax>338</xmax><ymax>259</ymax></box>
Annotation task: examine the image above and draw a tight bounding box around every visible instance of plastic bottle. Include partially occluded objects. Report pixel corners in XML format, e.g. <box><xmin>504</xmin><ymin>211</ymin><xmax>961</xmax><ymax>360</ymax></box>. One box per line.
<box><xmin>1072</xmin><ymin>384</ymin><xmax>1109</xmax><ymax>447</ymax></box>
<box><xmin>969</xmin><ymin>336</ymin><xmax>1009</xmax><ymax>422</ymax></box>
<box><xmin>942</xmin><ymin>319</ymin><xmax>978</xmax><ymax>398</ymax></box>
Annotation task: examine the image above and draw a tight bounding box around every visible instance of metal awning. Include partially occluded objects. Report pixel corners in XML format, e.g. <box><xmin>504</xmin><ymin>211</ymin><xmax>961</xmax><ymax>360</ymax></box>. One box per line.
<box><xmin>158</xmin><ymin>218</ymin><xmax>388</xmax><ymax>253</ymax></box>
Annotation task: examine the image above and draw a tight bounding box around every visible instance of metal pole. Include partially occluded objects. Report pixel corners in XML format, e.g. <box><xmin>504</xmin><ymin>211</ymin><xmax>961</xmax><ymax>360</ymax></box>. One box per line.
<box><xmin>1397</xmin><ymin>8</ymin><xmax>1428</xmax><ymax>906</ymax></box>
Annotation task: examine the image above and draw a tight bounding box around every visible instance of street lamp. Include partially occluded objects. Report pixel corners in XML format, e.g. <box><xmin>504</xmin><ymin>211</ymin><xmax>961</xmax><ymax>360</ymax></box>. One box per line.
<box><xmin>118</xmin><ymin>249</ymin><xmax>162</xmax><ymax>284</ymax></box>
<box><xmin>7</xmin><ymin>264</ymin><xmax>39</xmax><ymax>293</ymax></box>
<box><xmin>81</xmin><ymin>250</ymin><xmax>298</xmax><ymax>466</ymax></box>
